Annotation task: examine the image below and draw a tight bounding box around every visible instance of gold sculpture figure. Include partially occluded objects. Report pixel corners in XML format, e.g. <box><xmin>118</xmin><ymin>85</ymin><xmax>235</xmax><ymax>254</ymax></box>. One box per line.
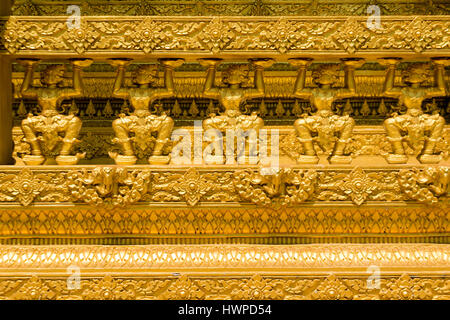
<box><xmin>198</xmin><ymin>58</ymin><xmax>274</xmax><ymax>163</ymax></box>
<box><xmin>290</xmin><ymin>58</ymin><xmax>364</xmax><ymax>164</ymax></box>
<box><xmin>380</xmin><ymin>57</ymin><xmax>449</xmax><ymax>164</ymax></box>
<box><xmin>19</xmin><ymin>58</ymin><xmax>93</xmax><ymax>165</ymax></box>
<box><xmin>108</xmin><ymin>58</ymin><xmax>185</xmax><ymax>165</ymax></box>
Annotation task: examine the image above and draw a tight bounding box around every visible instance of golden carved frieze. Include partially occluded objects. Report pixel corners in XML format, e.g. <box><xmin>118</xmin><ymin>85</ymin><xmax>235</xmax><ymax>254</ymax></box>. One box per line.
<box><xmin>0</xmin><ymin>245</ymin><xmax>448</xmax><ymax>300</ymax></box>
<box><xmin>11</xmin><ymin>0</ymin><xmax>450</xmax><ymax>17</ymax></box>
<box><xmin>0</xmin><ymin>168</ymin><xmax>68</xmax><ymax>206</ymax></box>
<box><xmin>67</xmin><ymin>167</ymin><xmax>152</xmax><ymax>206</ymax></box>
<box><xmin>0</xmin><ymin>206</ymin><xmax>447</xmax><ymax>243</ymax></box>
<box><xmin>0</xmin><ymin>244</ymin><xmax>447</xmax><ymax>270</ymax></box>
<box><xmin>0</xmin><ymin>273</ymin><xmax>448</xmax><ymax>300</ymax></box>
<box><xmin>0</xmin><ymin>166</ymin><xmax>448</xmax><ymax>208</ymax></box>
<box><xmin>233</xmin><ymin>168</ymin><xmax>317</xmax><ymax>206</ymax></box>
<box><xmin>2</xmin><ymin>16</ymin><xmax>450</xmax><ymax>55</ymax></box>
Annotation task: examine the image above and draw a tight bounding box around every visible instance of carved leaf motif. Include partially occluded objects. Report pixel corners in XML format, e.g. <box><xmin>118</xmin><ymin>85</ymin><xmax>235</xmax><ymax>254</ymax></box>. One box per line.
<box><xmin>3</xmin><ymin>17</ymin><xmax>449</xmax><ymax>54</ymax></box>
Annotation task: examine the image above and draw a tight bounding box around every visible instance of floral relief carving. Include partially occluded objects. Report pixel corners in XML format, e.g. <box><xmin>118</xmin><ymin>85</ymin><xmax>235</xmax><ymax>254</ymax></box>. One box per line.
<box><xmin>197</xmin><ymin>18</ymin><xmax>234</xmax><ymax>54</ymax></box>
<box><xmin>151</xmin><ymin>168</ymin><xmax>237</xmax><ymax>206</ymax></box>
<box><xmin>63</xmin><ymin>18</ymin><xmax>100</xmax><ymax>54</ymax></box>
<box><xmin>0</xmin><ymin>206</ymin><xmax>445</xmax><ymax>239</ymax></box>
<box><xmin>379</xmin><ymin>274</ymin><xmax>436</xmax><ymax>300</ymax></box>
<box><xmin>233</xmin><ymin>168</ymin><xmax>317</xmax><ymax>206</ymax></box>
<box><xmin>316</xmin><ymin>169</ymin><xmax>402</xmax><ymax>205</ymax></box>
<box><xmin>67</xmin><ymin>167</ymin><xmax>152</xmax><ymax>206</ymax></box>
<box><xmin>332</xmin><ymin>18</ymin><xmax>370</xmax><ymax>54</ymax></box>
<box><xmin>399</xmin><ymin>167</ymin><xmax>449</xmax><ymax>204</ymax></box>
<box><xmin>11</xmin><ymin>1</ymin><xmax>450</xmax><ymax>17</ymax></box>
<box><xmin>2</xmin><ymin>17</ymin><xmax>449</xmax><ymax>55</ymax></box>
<box><xmin>340</xmin><ymin>167</ymin><xmax>378</xmax><ymax>206</ymax></box>
<box><xmin>0</xmin><ymin>167</ymin><xmax>446</xmax><ymax>207</ymax></box>
<box><xmin>0</xmin><ymin>168</ymin><xmax>69</xmax><ymax>206</ymax></box>
<box><xmin>129</xmin><ymin>17</ymin><xmax>170</xmax><ymax>53</ymax></box>
<box><xmin>0</xmin><ymin>273</ymin><xmax>448</xmax><ymax>300</ymax></box>
<box><xmin>10</xmin><ymin>276</ymin><xmax>56</xmax><ymax>300</ymax></box>
<box><xmin>259</xmin><ymin>18</ymin><xmax>303</xmax><ymax>53</ymax></box>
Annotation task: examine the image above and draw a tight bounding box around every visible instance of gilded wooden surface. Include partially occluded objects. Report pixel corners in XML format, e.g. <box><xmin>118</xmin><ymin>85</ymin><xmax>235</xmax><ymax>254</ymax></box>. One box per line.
<box><xmin>0</xmin><ymin>0</ymin><xmax>449</xmax><ymax>300</ymax></box>
<box><xmin>0</xmin><ymin>166</ymin><xmax>447</xmax><ymax>208</ymax></box>
<box><xmin>0</xmin><ymin>244</ymin><xmax>448</xmax><ymax>300</ymax></box>
<box><xmin>0</xmin><ymin>206</ymin><xmax>448</xmax><ymax>244</ymax></box>
<box><xmin>1</xmin><ymin>16</ymin><xmax>450</xmax><ymax>56</ymax></box>
<box><xmin>11</xmin><ymin>0</ymin><xmax>450</xmax><ymax>16</ymax></box>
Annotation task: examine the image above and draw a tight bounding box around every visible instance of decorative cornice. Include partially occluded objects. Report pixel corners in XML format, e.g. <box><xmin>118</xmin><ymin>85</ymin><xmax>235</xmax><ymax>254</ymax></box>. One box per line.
<box><xmin>1</xmin><ymin>16</ymin><xmax>450</xmax><ymax>55</ymax></box>
<box><xmin>11</xmin><ymin>0</ymin><xmax>450</xmax><ymax>16</ymax></box>
<box><xmin>0</xmin><ymin>244</ymin><xmax>448</xmax><ymax>300</ymax></box>
<box><xmin>1</xmin><ymin>273</ymin><xmax>448</xmax><ymax>300</ymax></box>
<box><xmin>0</xmin><ymin>206</ymin><xmax>448</xmax><ymax>244</ymax></box>
<box><xmin>0</xmin><ymin>244</ymin><xmax>447</xmax><ymax>271</ymax></box>
<box><xmin>0</xmin><ymin>166</ymin><xmax>448</xmax><ymax>207</ymax></box>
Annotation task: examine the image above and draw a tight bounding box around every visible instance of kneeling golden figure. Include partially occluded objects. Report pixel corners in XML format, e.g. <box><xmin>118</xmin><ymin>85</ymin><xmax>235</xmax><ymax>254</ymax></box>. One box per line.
<box><xmin>380</xmin><ymin>57</ymin><xmax>449</xmax><ymax>164</ymax></box>
<box><xmin>199</xmin><ymin>58</ymin><xmax>274</xmax><ymax>163</ymax></box>
<box><xmin>19</xmin><ymin>58</ymin><xmax>92</xmax><ymax>165</ymax></box>
<box><xmin>290</xmin><ymin>58</ymin><xmax>364</xmax><ymax>164</ymax></box>
<box><xmin>108</xmin><ymin>58</ymin><xmax>184</xmax><ymax>165</ymax></box>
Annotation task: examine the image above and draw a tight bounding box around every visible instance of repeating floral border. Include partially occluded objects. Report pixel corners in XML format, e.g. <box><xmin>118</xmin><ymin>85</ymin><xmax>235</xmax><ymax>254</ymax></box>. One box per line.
<box><xmin>0</xmin><ymin>273</ymin><xmax>448</xmax><ymax>300</ymax></box>
<box><xmin>1</xmin><ymin>16</ymin><xmax>450</xmax><ymax>55</ymax></box>
<box><xmin>0</xmin><ymin>244</ymin><xmax>448</xmax><ymax>300</ymax></box>
<box><xmin>0</xmin><ymin>244</ymin><xmax>447</xmax><ymax>269</ymax></box>
<box><xmin>0</xmin><ymin>166</ymin><xmax>448</xmax><ymax>208</ymax></box>
<box><xmin>11</xmin><ymin>0</ymin><xmax>450</xmax><ymax>17</ymax></box>
<box><xmin>0</xmin><ymin>206</ymin><xmax>447</xmax><ymax>240</ymax></box>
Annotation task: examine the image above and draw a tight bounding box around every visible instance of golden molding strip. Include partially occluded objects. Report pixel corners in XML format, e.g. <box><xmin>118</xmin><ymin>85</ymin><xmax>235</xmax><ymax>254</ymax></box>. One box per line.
<box><xmin>11</xmin><ymin>0</ymin><xmax>450</xmax><ymax>16</ymax></box>
<box><xmin>0</xmin><ymin>165</ymin><xmax>448</xmax><ymax>207</ymax></box>
<box><xmin>0</xmin><ymin>206</ymin><xmax>447</xmax><ymax>245</ymax></box>
<box><xmin>0</xmin><ymin>244</ymin><xmax>448</xmax><ymax>299</ymax></box>
<box><xmin>0</xmin><ymin>244</ymin><xmax>448</xmax><ymax>272</ymax></box>
<box><xmin>1</xmin><ymin>273</ymin><xmax>448</xmax><ymax>299</ymax></box>
<box><xmin>2</xmin><ymin>16</ymin><xmax>450</xmax><ymax>55</ymax></box>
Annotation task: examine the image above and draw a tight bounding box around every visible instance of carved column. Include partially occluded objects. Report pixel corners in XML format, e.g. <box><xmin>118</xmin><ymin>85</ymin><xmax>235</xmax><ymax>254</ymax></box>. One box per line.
<box><xmin>0</xmin><ymin>1</ymin><xmax>13</xmax><ymax>164</ymax></box>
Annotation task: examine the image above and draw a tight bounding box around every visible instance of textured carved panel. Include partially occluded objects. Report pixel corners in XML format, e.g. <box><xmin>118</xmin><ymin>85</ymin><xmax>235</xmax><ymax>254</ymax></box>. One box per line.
<box><xmin>0</xmin><ymin>206</ymin><xmax>447</xmax><ymax>244</ymax></box>
<box><xmin>2</xmin><ymin>16</ymin><xmax>450</xmax><ymax>55</ymax></box>
<box><xmin>0</xmin><ymin>245</ymin><xmax>448</xmax><ymax>300</ymax></box>
<box><xmin>0</xmin><ymin>166</ymin><xmax>448</xmax><ymax>208</ymax></box>
<box><xmin>11</xmin><ymin>0</ymin><xmax>450</xmax><ymax>16</ymax></box>
<box><xmin>1</xmin><ymin>244</ymin><xmax>447</xmax><ymax>269</ymax></box>
<box><xmin>2</xmin><ymin>274</ymin><xmax>448</xmax><ymax>300</ymax></box>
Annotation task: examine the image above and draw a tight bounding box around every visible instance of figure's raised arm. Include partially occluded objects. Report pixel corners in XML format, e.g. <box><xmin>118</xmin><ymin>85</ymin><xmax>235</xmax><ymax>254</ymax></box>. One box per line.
<box><xmin>289</xmin><ymin>58</ymin><xmax>313</xmax><ymax>99</ymax></box>
<box><xmin>336</xmin><ymin>58</ymin><xmax>365</xmax><ymax>99</ymax></box>
<box><xmin>244</xmin><ymin>58</ymin><xmax>274</xmax><ymax>99</ymax></box>
<box><xmin>109</xmin><ymin>58</ymin><xmax>132</xmax><ymax>99</ymax></box>
<box><xmin>62</xmin><ymin>58</ymin><xmax>93</xmax><ymax>99</ymax></box>
<box><xmin>18</xmin><ymin>59</ymin><xmax>40</xmax><ymax>99</ymax></box>
<box><xmin>156</xmin><ymin>58</ymin><xmax>185</xmax><ymax>98</ymax></box>
<box><xmin>427</xmin><ymin>57</ymin><xmax>450</xmax><ymax>98</ymax></box>
<box><xmin>379</xmin><ymin>57</ymin><xmax>402</xmax><ymax>98</ymax></box>
<box><xmin>198</xmin><ymin>58</ymin><xmax>222</xmax><ymax>99</ymax></box>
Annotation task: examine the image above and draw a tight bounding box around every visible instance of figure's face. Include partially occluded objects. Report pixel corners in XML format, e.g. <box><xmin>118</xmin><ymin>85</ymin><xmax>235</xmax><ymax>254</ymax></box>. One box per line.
<box><xmin>133</xmin><ymin>66</ymin><xmax>158</xmax><ymax>85</ymax></box>
<box><xmin>44</xmin><ymin>67</ymin><xmax>65</xmax><ymax>86</ymax></box>
<box><xmin>402</xmin><ymin>64</ymin><xmax>429</xmax><ymax>85</ymax></box>
<box><xmin>403</xmin><ymin>72</ymin><xmax>425</xmax><ymax>85</ymax></box>
<box><xmin>223</xmin><ymin>66</ymin><xmax>249</xmax><ymax>85</ymax></box>
<box><xmin>313</xmin><ymin>69</ymin><xmax>338</xmax><ymax>86</ymax></box>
